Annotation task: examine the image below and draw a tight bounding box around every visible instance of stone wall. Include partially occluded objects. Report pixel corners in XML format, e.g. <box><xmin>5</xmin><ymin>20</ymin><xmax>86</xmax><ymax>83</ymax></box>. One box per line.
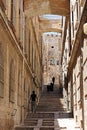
<box><xmin>0</xmin><ymin>2</ymin><xmax>42</xmax><ymax>129</ymax></box>
<box><xmin>42</xmin><ymin>33</ymin><xmax>62</xmax><ymax>86</ymax></box>
<box><xmin>83</xmin><ymin>38</ymin><xmax>87</xmax><ymax>130</ymax></box>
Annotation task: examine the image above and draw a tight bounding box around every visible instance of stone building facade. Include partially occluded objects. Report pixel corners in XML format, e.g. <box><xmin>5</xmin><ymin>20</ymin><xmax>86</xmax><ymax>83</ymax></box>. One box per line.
<box><xmin>0</xmin><ymin>0</ymin><xmax>42</xmax><ymax>129</ymax></box>
<box><xmin>0</xmin><ymin>0</ymin><xmax>87</xmax><ymax>130</ymax></box>
<box><xmin>42</xmin><ymin>33</ymin><xmax>62</xmax><ymax>86</ymax></box>
<box><xmin>61</xmin><ymin>0</ymin><xmax>87</xmax><ymax>130</ymax></box>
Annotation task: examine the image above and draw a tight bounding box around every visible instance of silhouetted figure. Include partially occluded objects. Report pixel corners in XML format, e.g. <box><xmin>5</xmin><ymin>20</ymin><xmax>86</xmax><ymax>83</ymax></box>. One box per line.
<box><xmin>58</xmin><ymin>86</ymin><xmax>63</xmax><ymax>97</ymax></box>
<box><xmin>47</xmin><ymin>83</ymin><xmax>53</xmax><ymax>92</ymax></box>
<box><xmin>30</xmin><ymin>91</ymin><xmax>37</xmax><ymax>113</ymax></box>
<box><xmin>52</xmin><ymin>77</ymin><xmax>55</xmax><ymax>85</ymax></box>
<box><xmin>47</xmin><ymin>85</ymin><xmax>50</xmax><ymax>92</ymax></box>
<box><xmin>50</xmin><ymin>82</ymin><xmax>53</xmax><ymax>91</ymax></box>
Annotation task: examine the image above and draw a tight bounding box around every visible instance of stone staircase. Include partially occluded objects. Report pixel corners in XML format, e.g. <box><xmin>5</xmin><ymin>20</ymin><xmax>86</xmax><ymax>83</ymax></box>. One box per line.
<box><xmin>15</xmin><ymin>85</ymin><xmax>80</xmax><ymax>130</ymax></box>
<box><xmin>36</xmin><ymin>94</ymin><xmax>66</xmax><ymax>112</ymax></box>
<box><xmin>36</xmin><ymin>85</ymin><xmax>67</xmax><ymax>112</ymax></box>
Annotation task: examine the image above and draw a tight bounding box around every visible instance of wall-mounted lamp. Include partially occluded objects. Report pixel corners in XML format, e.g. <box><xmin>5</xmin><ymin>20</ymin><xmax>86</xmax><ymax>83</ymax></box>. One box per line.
<box><xmin>11</xmin><ymin>109</ymin><xmax>17</xmax><ymax>116</ymax></box>
<box><xmin>83</xmin><ymin>23</ymin><xmax>87</xmax><ymax>35</ymax></box>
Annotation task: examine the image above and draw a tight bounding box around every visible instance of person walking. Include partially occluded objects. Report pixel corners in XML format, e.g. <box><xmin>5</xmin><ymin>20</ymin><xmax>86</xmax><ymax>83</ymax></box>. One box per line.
<box><xmin>52</xmin><ymin>76</ymin><xmax>55</xmax><ymax>85</ymax></box>
<box><xmin>30</xmin><ymin>91</ymin><xmax>37</xmax><ymax>113</ymax></box>
<box><xmin>50</xmin><ymin>82</ymin><xmax>53</xmax><ymax>91</ymax></box>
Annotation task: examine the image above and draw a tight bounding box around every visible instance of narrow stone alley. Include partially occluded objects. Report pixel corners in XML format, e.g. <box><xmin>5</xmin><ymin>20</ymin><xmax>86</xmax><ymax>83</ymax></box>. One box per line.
<box><xmin>0</xmin><ymin>1</ymin><xmax>87</xmax><ymax>129</ymax></box>
<box><xmin>15</xmin><ymin>85</ymin><xmax>80</xmax><ymax>130</ymax></box>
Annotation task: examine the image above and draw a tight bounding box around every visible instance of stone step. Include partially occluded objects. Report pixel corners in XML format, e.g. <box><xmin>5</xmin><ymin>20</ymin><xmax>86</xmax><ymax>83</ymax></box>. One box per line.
<box><xmin>39</xmin><ymin>99</ymin><xmax>64</xmax><ymax>102</ymax></box>
<box><xmin>15</xmin><ymin>127</ymin><xmax>34</xmax><ymax>130</ymax></box>
<box><xmin>41</xmin><ymin>94</ymin><xmax>62</xmax><ymax>97</ymax></box>
<box><xmin>55</xmin><ymin>112</ymin><xmax>72</xmax><ymax>118</ymax></box>
<box><xmin>36</xmin><ymin>110</ymin><xmax>66</xmax><ymax>112</ymax></box>
<box><xmin>25</xmin><ymin>111</ymin><xmax>72</xmax><ymax>119</ymax></box>
<box><xmin>36</xmin><ymin>109</ymin><xmax>67</xmax><ymax>112</ymax></box>
<box><xmin>15</xmin><ymin>126</ymin><xmax>57</xmax><ymax>130</ymax></box>
<box><xmin>39</xmin><ymin>98</ymin><xmax>65</xmax><ymax>102</ymax></box>
<box><xmin>37</xmin><ymin>103</ymin><xmax>65</xmax><ymax>106</ymax></box>
<box><xmin>37</xmin><ymin>106</ymin><xmax>66</xmax><ymax>109</ymax></box>
<box><xmin>15</xmin><ymin>127</ymin><xmax>55</xmax><ymax>130</ymax></box>
<box><xmin>36</xmin><ymin>106</ymin><xmax>66</xmax><ymax>109</ymax></box>
<box><xmin>36</xmin><ymin>105</ymin><xmax>66</xmax><ymax>109</ymax></box>
<box><xmin>40</xmin><ymin>127</ymin><xmax>54</xmax><ymax>130</ymax></box>
<box><xmin>15</xmin><ymin>85</ymin><xmax>73</xmax><ymax>130</ymax></box>
<box><xmin>42</xmin><ymin>121</ymin><xmax>54</xmax><ymax>126</ymax></box>
<box><xmin>24</xmin><ymin>120</ymin><xmax>38</xmax><ymax>126</ymax></box>
<box><xmin>26</xmin><ymin>113</ymin><xmax>54</xmax><ymax>119</ymax></box>
<box><xmin>38</xmin><ymin>102</ymin><xmax>64</xmax><ymax>104</ymax></box>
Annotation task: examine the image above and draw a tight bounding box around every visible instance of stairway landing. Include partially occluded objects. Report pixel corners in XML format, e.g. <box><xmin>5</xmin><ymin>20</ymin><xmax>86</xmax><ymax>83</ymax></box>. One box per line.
<box><xmin>15</xmin><ymin>112</ymin><xmax>80</xmax><ymax>130</ymax></box>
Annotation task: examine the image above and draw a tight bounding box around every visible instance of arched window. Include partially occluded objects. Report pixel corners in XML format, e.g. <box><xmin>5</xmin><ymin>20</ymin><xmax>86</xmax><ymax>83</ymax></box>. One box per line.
<box><xmin>9</xmin><ymin>59</ymin><xmax>15</xmax><ymax>102</ymax></box>
<box><xmin>0</xmin><ymin>44</ymin><xmax>4</xmax><ymax>98</ymax></box>
<box><xmin>24</xmin><ymin>79</ymin><xmax>28</xmax><ymax>115</ymax></box>
<box><xmin>18</xmin><ymin>70</ymin><xmax>22</xmax><ymax>106</ymax></box>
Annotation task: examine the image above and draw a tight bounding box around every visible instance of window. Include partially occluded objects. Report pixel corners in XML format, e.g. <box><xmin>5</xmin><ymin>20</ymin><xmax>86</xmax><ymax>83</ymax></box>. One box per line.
<box><xmin>51</xmin><ymin>46</ymin><xmax>54</xmax><ymax>48</ymax></box>
<box><xmin>32</xmin><ymin>43</ymin><xmax>33</xmax><ymax>69</ymax></box>
<box><xmin>28</xmin><ymin>30</ymin><xmax>30</xmax><ymax>63</ymax></box>
<box><xmin>57</xmin><ymin>60</ymin><xmax>59</xmax><ymax>65</ymax></box>
<box><xmin>11</xmin><ymin>0</ymin><xmax>16</xmax><ymax>26</ymax></box>
<box><xmin>19</xmin><ymin>0</ymin><xmax>23</xmax><ymax>44</ymax></box>
<box><xmin>72</xmin><ymin>13</ymin><xmax>74</xmax><ymax>37</ymax></box>
<box><xmin>18</xmin><ymin>70</ymin><xmax>22</xmax><ymax>106</ymax></box>
<box><xmin>0</xmin><ymin>44</ymin><xmax>4</xmax><ymax>98</ymax></box>
<box><xmin>9</xmin><ymin>59</ymin><xmax>15</xmax><ymax>102</ymax></box>
<box><xmin>50</xmin><ymin>59</ymin><xmax>55</xmax><ymax>65</ymax></box>
<box><xmin>24</xmin><ymin>79</ymin><xmax>28</xmax><ymax>115</ymax></box>
<box><xmin>76</xmin><ymin>0</ymin><xmax>79</xmax><ymax>21</ymax></box>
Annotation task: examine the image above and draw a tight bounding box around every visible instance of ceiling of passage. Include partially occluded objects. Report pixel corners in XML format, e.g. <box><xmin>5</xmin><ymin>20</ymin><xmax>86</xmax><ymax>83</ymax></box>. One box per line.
<box><xmin>39</xmin><ymin>16</ymin><xmax>62</xmax><ymax>33</ymax></box>
<box><xmin>24</xmin><ymin>0</ymin><xmax>70</xmax><ymax>18</ymax></box>
<box><xmin>24</xmin><ymin>0</ymin><xmax>70</xmax><ymax>34</ymax></box>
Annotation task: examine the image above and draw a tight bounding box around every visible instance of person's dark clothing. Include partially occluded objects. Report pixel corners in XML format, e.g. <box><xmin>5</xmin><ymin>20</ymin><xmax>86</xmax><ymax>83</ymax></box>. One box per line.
<box><xmin>52</xmin><ymin>77</ymin><xmax>55</xmax><ymax>84</ymax></box>
<box><xmin>30</xmin><ymin>91</ymin><xmax>37</xmax><ymax>113</ymax></box>
<box><xmin>58</xmin><ymin>86</ymin><xmax>63</xmax><ymax>98</ymax></box>
<box><xmin>47</xmin><ymin>85</ymin><xmax>50</xmax><ymax>92</ymax></box>
<box><xmin>31</xmin><ymin>93</ymin><xmax>37</xmax><ymax>101</ymax></box>
<box><xmin>59</xmin><ymin>87</ymin><xmax>63</xmax><ymax>95</ymax></box>
<box><xmin>50</xmin><ymin>83</ymin><xmax>53</xmax><ymax>91</ymax></box>
<box><xmin>47</xmin><ymin>83</ymin><xmax>53</xmax><ymax>92</ymax></box>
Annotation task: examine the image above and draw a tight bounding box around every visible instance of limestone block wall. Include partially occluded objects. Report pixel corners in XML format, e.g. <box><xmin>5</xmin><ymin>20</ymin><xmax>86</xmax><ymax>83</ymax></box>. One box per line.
<box><xmin>70</xmin><ymin>0</ymin><xmax>86</xmax><ymax>46</ymax></box>
<box><xmin>59</xmin><ymin>0</ymin><xmax>87</xmax><ymax>129</ymax></box>
<box><xmin>83</xmin><ymin>38</ymin><xmax>87</xmax><ymax>130</ymax></box>
<box><xmin>72</xmin><ymin>59</ymin><xmax>83</xmax><ymax>128</ymax></box>
<box><xmin>0</xmin><ymin>21</ymin><xmax>30</xmax><ymax>129</ymax></box>
<box><xmin>42</xmin><ymin>33</ymin><xmax>62</xmax><ymax>86</ymax></box>
<box><xmin>0</xmin><ymin>2</ymin><xmax>42</xmax><ymax>129</ymax></box>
